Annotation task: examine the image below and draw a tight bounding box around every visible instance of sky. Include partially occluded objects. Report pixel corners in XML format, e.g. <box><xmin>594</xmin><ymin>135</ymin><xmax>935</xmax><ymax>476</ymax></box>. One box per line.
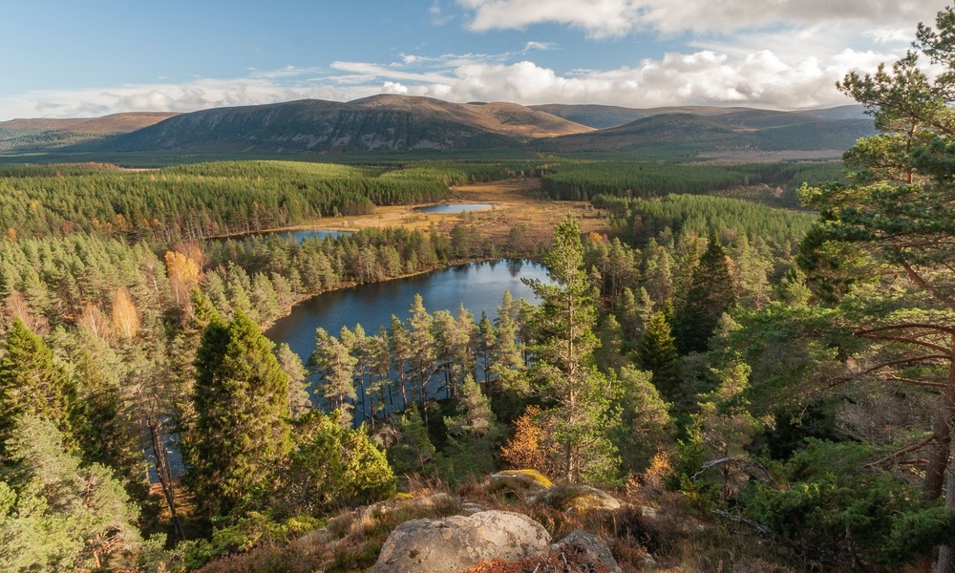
<box><xmin>0</xmin><ymin>0</ymin><xmax>948</xmax><ymax>120</ymax></box>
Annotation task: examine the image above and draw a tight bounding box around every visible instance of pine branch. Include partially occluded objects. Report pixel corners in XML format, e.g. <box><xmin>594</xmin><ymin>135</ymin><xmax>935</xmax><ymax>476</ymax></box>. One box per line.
<box><xmin>863</xmin><ymin>436</ymin><xmax>935</xmax><ymax>469</ymax></box>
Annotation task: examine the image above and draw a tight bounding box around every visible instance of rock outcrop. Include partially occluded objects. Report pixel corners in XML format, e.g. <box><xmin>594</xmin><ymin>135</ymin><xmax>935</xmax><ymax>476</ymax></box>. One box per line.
<box><xmin>531</xmin><ymin>484</ymin><xmax>622</xmax><ymax>512</ymax></box>
<box><xmin>553</xmin><ymin>529</ymin><xmax>623</xmax><ymax>573</ymax></box>
<box><xmin>370</xmin><ymin>510</ymin><xmax>551</xmax><ymax>573</ymax></box>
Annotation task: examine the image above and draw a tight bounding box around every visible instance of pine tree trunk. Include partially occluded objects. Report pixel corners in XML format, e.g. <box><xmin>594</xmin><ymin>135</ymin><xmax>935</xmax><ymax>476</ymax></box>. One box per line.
<box><xmin>148</xmin><ymin>420</ymin><xmax>185</xmax><ymax>541</ymax></box>
<box><xmin>925</xmin><ymin>358</ymin><xmax>955</xmax><ymax>500</ymax></box>
<box><xmin>933</xmin><ymin>356</ymin><xmax>955</xmax><ymax>572</ymax></box>
<box><xmin>936</xmin><ymin>446</ymin><xmax>955</xmax><ymax>573</ymax></box>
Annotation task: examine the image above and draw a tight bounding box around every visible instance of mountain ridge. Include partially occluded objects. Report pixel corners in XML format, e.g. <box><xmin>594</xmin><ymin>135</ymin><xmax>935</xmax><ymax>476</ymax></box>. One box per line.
<box><xmin>5</xmin><ymin>96</ymin><xmax>873</xmax><ymax>159</ymax></box>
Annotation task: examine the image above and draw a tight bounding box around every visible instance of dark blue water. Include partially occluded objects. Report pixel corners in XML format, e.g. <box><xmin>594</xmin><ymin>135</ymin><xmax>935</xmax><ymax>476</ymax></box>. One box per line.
<box><xmin>265</xmin><ymin>260</ymin><xmax>549</xmax><ymax>364</ymax></box>
<box><xmin>415</xmin><ymin>203</ymin><xmax>493</xmax><ymax>214</ymax></box>
<box><xmin>265</xmin><ymin>229</ymin><xmax>348</xmax><ymax>243</ymax></box>
<box><xmin>212</xmin><ymin>229</ymin><xmax>349</xmax><ymax>244</ymax></box>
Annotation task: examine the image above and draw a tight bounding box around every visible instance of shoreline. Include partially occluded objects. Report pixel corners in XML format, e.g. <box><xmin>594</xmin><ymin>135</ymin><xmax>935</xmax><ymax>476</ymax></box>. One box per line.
<box><xmin>258</xmin><ymin>255</ymin><xmax>541</xmax><ymax>333</ymax></box>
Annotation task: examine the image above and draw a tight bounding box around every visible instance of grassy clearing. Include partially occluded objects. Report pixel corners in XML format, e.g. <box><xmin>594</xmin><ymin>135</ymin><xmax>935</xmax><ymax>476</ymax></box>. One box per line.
<box><xmin>325</xmin><ymin>177</ymin><xmax>610</xmax><ymax>245</ymax></box>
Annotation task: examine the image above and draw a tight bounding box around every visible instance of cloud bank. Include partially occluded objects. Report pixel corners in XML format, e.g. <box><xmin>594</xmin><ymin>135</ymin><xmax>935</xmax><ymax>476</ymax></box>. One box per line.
<box><xmin>2</xmin><ymin>0</ymin><xmax>945</xmax><ymax>119</ymax></box>
<box><xmin>456</xmin><ymin>0</ymin><xmax>949</xmax><ymax>37</ymax></box>
<box><xmin>0</xmin><ymin>43</ymin><xmax>894</xmax><ymax>120</ymax></box>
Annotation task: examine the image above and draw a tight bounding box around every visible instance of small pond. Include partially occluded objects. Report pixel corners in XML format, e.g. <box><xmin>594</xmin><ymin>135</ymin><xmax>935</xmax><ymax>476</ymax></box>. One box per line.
<box><xmin>266</xmin><ymin>229</ymin><xmax>349</xmax><ymax>243</ymax></box>
<box><xmin>415</xmin><ymin>203</ymin><xmax>493</xmax><ymax>214</ymax></box>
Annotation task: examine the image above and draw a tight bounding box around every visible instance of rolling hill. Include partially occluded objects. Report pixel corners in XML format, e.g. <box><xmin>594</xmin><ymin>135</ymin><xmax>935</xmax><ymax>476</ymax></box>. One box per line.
<box><xmin>0</xmin><ymin>112</ymin><xmax>177</xmax><ymax>152</ymax></box>
<box><xmin>531</xmin><ymin>103</ymin><xmax>868</xmax><ymax>129</ymax></box>
<box><xmin>4</xmin><ymin>96</ymin><xmax>873</xmax><ymax>160</ymax></box>
<box><xmin>533</xmin><ymin>108</ymin><xmax>874</xmax><ymax>158</ymax></box>
<box><xmin>106</xmin><ymin>96</ymin><xmax>593</xmax><ymax>154</ymax></box>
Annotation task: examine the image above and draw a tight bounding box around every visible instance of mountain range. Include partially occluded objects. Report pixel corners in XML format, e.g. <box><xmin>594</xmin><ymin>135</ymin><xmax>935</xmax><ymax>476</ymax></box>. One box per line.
<box><xmin>0</xmin><ymin>96</ymin><xmax>874</xmax><ymax>159</ymax></box>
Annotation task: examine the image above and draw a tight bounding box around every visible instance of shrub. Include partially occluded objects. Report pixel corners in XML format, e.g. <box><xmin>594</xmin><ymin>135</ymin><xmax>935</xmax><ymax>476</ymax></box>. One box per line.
<box><xmin>274</xmin><ymin>411</ymin><xmax>396</xmax><ymax>518</ymax></box>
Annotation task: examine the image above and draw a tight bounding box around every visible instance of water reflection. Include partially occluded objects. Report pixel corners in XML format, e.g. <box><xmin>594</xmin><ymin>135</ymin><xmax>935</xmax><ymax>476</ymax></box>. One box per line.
<box><xmin>415</xmin><ymin>203</ymin><xmax>493</xmax><ymax>214</ymax></box>
<box><xmin>266</xmin><ymin>260</ymin><xmax>548</xmax><ymax>364</ymax></box>
<box><xmin>265</xmin><ymin>260</ymin><xmax>551</xmax><ymax>422</ymax></box>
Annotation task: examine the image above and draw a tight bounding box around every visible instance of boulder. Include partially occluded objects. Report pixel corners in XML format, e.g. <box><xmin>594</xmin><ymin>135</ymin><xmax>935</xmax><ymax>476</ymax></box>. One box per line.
<box><xmin>490</xmin><ymin>469</ymin><xmax>553</xmax><ymax>489</ymax></box>
<box><xmin>554</xmin><ymin>529</ymin><xmax>622</xmax><ymax>573</ymax></box>
<box><xmin>531</xmin><ymin>484</ymin><xmax>622</xmax><ymax>512</ymax></box>
<box><xmin>487</xmin><ymin>469</ymin><xmax>553</xmax><ymax>500</ymax></box>
<box><xmin>370</xmin><ymin>510</ymin><xmax>551</xmax><ymax>573</ymax></box>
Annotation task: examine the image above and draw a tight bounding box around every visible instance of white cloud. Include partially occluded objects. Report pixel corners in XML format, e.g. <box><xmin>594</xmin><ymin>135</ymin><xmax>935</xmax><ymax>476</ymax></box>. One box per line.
<box><xmin>0</xmin><ymin>42</ymin><xmax>904</xmax><ymax>120</ymax></box>
<box><xmin>382</xmin><ymin>81</ymin><xmax>409</xmax><ymax>94</ymax></box>
<box><xmin>524</xmin><ymin>41</ymin><xmax>557</xmax><ymax>52</ymax></box>
<box><xmin>330</xmin><ymin>61</ymin><xmax>455</xmax><ymax>84</ymax></box>
<box><xmin>0</xmin><ymin>77</ymin><xmax>364</xmax><ymax>120</ymax></box>
<box><xmin>456</xmin><ymin>0</ymin><xmax>950</xmax><ymax>36</ymax></box>
<box><xmin>384</xmin><ymin>47</ymin><xmax>893</xmax><ymax>109</ymax></box>
<box><xmin>430</xmin><ymin>0</ymin><xmax>455</xmax><ymax>25</ymax></box>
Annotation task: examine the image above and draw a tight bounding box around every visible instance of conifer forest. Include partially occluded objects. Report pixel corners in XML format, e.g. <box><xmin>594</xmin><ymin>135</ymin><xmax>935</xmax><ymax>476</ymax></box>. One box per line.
<box><xmin>2</xmin><ymin>5</ymin><xmax>955</xmax><ymax>572</ymax></box>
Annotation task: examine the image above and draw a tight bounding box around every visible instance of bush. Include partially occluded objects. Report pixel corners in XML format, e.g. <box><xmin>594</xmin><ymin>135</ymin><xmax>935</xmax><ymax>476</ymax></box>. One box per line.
<box><xmin>744</xmin><ymin>440</ymin><xmax>954</xmax><ymax>567</ymax></box>
<box><xmin>274</xmin><ymin>411</ymin><xmax>396</xmax><ymax>518</ymax></box>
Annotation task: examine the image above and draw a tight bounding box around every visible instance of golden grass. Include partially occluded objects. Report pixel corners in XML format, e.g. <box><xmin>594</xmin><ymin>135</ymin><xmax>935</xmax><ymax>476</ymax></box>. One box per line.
<box><xmin>319</xmin><ymin>177</ymin><xmax>610</xmax><ymax>245</ymax></box>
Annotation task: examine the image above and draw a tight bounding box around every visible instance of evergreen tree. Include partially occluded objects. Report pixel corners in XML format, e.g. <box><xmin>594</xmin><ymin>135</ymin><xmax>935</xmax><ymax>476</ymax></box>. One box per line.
<box><xmin>309</xmin><ymin>327</ymin><xmax>358</xmax><ymax>422</ymax></box>
<box><xmin>679</xmin><ymin>359</ymin><xmax>765</xmax><ymax>503</ymax></box>
<box><xmin>388</xmin><ymin>315</ymin><xmax>412</xmax><ymax>409</ymax></box>
<box><xmin>71</xmin><ymin>329</ymin><xmax>145</xmax><ymax>498</ymax></box>
<box><xmin>476</xmin><ymin>312</ymin><xmax>496</xmax><ymax>384</ymax></box>
<box><xmin>0</xmin><ymin>318</ymin><xmax>73</xmax><ymax>451</ymax></box>
<box><xmin>407</xmin><ymin>295</ymin><xmax>436</xmax><ymax>407</ymax></box>
<box><xmin>494</xmin><ymin>291</ymin><xmax>524</xmax><ymax>373</ymax></box>
<box><xmin>386</xmin><ymin>407</ymin><xmax>437</xmax><ymax>475</ymax></box>
<box><xmin>674</xmin><ymin>233</ymin><xmax>737</xmax><ymax>354</ymax></box>
<box><xmin>0</xmin><ymin>416</ymin><xmax>141</xmax><ymax>572</ymax></box>
<box><xmin>442</xmin><ymin>375</ymin><xmax>502</xmax><ymax>480</ymax></box>
<box><xmin>796</xmin><ymin>6</ymin><xmax>955</xmax><ymax>509</ymax></box>
<box><xmin>641</xmin><ymin>239</ymin><xmax>674</xmax><ymax>309</ymax></box>
<box><xmin>490</xmin><ymin>291</ymin><xmax>529</xmax><ymax>412</ymax></box>
<box><xmin>636</xmin><ymin>311</ymin><xmax>681</xmax><ymax>403</ymax></box>
<box><xmin>524</xmin><ymin>216</ymin><xmax>617</xmax><ymax>484</ymax></box>
<box><xmin>594</xmin><ymin>313</ymin><xmax>629</xmax><ymax>373</ymax></box>
<box><xmin>274</xmin><ymin>411</ymin><xmax>395</xmax><ymax>517</ymax></box>
<box><xmin>368</xmin><ymin>327</ymin><xmax>393</xmax><ymax>421</ymax></box>
<box><xmin>277</xmin><ymin>343</ymin><xmax>311</xmax><ymax>419</ymax></box>
<box><xmin>185</xmin><ymin>310</ymin><xmax>292</xmax><ymax>520</ymax></box>
<box><xmin>612</xmin><ymin>366</ymin><xmax>673</xmax><ymax>475</ymax></box>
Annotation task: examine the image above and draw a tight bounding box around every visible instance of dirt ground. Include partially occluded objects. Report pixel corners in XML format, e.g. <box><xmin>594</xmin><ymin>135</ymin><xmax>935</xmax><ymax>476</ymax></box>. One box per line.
<box><xmin>316</xmin><ymin>178</ymin><xmax>610</xmax><ymax>244</ymax></box>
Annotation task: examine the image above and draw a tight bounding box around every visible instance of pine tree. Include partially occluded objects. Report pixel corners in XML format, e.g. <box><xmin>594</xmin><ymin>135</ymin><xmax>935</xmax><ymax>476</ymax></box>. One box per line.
<box><xmin>277</xmin><ymin>343</ymin><xmax>311</xmax><ymax>419</ymax></box>
<box><xmin>524</xmin><ymin>216</ymin><xmax>617</xmax><ymax>484</ymax></box>
<box><xmin>309</xmin><ymin>327</ymin><xmax>357</xmax><ymax>423</ymax></box>
<box><xmin>641</xmin><ymin>239</ymin><xmax>674</xmax><ymax>308</ymax></box>
<box><xmin>443</xmin><ymin>375</ymin><xmax>502</xmax><ymax>479</ymax></box>
<box><xmin>612</xmin><ymin>366</ymin><xmax>673</xmax><ymax>475</ymax></box>
<box><xmin>490</xmin><ymin>291</ymin><xmax>528</xmax><ymax>404</ymax></box>
<box><xmin>636</xmin><ymin>311</ymin><xmax>681</xmax><ymax>403</ymax></box>
<box><xmin>407</xmin><ymin>294</ymin><xmax>436</xmax><ymax>406</ymax></box>
<box><xmin>186</xmin><ymin>310</ymin><xmax>292</xmax><ymax>520</ymax></box>
<box><xmin>793</xmin><ymin>14</ymin><xmax>955</xmax><ymax>569</ymax></box>
<box><xmin>0</xmin><ymin>416</ymin><xmax>141</xmax><ymax>572</ymax></box>
<box><xmin>274</xmin><ymin>411</ymin><xmax>395</xmax><ymax>517</ymax></box>
<box><xmin>476</xmin><ymin>312</ymin><xmax>496</xmax><ymax>384</ymax></box>
<box><xmin>0</xmin><ymin>318</ymin><xmax>74</xmax><ymax>451</ymax></box>
<box><xmin>368</xmin><ymin>327</ymin><xmax>393</xmax><ymax>421</ymax></box>
<box><xmin>388</xmin><ymin>315</ymin><xmax>412</xmax><ymax>409</ymax></box>
<box><xmin>674</xmin><ymin>233</ymin><xmax>737</xmax><ymax>354</ymax></box>
<box><xmin>386</xmin><ymin>407</ymin><xmax>437</xmax><ymax>475</ymax></box>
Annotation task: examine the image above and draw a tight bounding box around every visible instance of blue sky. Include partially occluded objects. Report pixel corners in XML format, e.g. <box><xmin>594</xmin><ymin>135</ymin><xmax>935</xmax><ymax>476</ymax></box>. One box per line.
<box><xmin>0</xmin><ymin>0</ymin><xmax>947</xmax><ymax>120</ymax></box>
